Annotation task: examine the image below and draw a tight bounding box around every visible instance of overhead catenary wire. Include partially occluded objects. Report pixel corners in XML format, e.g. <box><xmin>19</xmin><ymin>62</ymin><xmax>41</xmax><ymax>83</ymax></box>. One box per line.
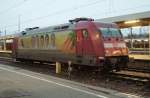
<box><xmin>0</xmin><ymin>0</ymin><xmax>28</xmax><ymax>34</ymax></box>
<box><xmin>15</xmin><ymin>4</ymin><xmax>150</xmax><ymax>27</ymax></box>
<box><xmin>1</xmin><ymin>0</ymin><xmax>150</xmax><ymax>31</ymax></box>
<box><xmin>1</xmin><ymin>0</ymin><xmax>107</xmax><ymax>29</ymax></box>
<box><xmin>20</xmin><ymin>0</ymin><xmax>107</xmax><ymax>24</ymax></box>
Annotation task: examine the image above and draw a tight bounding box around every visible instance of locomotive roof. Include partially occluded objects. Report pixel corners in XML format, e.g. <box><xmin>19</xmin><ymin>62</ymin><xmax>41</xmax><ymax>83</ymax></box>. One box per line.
<box><xmin>21</xmin><ymin>23</ymin><xmax>74</xmax><ymax>36</ymax></box>
<box><xmin>20</xmin><ymin>20</ymin><xmax>117</xmax><ymax>36</ymax></box>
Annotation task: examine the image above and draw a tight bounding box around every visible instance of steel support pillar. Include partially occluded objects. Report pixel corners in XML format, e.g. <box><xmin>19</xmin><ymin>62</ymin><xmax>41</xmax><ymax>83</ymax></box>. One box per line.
<box><xmin>56</xmin><ymin>62</ymin><xmax>61</xmax><ymax>74</ymax></box>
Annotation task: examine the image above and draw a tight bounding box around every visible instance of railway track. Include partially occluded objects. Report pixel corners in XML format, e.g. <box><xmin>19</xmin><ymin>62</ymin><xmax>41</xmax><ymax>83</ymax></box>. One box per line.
<box><xmin>111</xmin><ymin>71</ymin><xmax>150</xmax><ymax>83</ymax></box>
<box><xmin>0</xmin><ymin>57</ymin><xmax>149</xmax><ymax>76</ymax></box>
<box><xmin>0</xmin><ymin>56</ymin><xmax>149</xmax><ymax>82</ymax></box>
<box><xmin>0</xmin><ymin>56</ymin><xmax>149</xmax><ymax>97</ymax></box>
<box><xmin>125</xmin><ymin>67</ymin><xmax>150</xmax><ymax>73</ymax></box>
<box><xmin>127</xmin><ymin>60</ymin><xmax>150</xmax><ymax>74</ymax></box>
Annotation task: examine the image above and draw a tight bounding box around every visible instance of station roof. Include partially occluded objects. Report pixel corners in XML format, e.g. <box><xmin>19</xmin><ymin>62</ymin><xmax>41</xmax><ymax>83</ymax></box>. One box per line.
<box><xmin>97</xmin><ymin>11</ymin><xmax>150</xmax><ymax>28</ymax></box>
<box><xmin>0</xmin><ymin>35</ymin><xmax>14</xmax><ymax>40</ymax></box>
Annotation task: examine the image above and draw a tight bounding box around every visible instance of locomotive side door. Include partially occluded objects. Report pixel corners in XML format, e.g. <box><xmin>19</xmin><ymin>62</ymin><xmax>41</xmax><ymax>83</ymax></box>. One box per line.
<box><xmin>76</xmin><ymin>29</ymin><xmax>93</xmax><ymax>56</ymax></box>
<box><xmin>82</xmin><ymin>29</ymin><xmax>94</xmax><ymax>56</ymax></box>
<box><xmin>76</xmin><ymin>30</ymin><xmax>83</xmax><ymax>56</ymax></box>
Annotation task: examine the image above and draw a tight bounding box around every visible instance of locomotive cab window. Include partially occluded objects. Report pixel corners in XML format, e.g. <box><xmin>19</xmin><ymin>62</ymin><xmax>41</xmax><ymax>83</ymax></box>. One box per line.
<box><xmin>99</xmin><ymin>28</ymin><xmax>122</xmax><ymax>38</ymax></box>
<box><xmin>82</xmin><ymin>30</ymin><xmax>88</xmax><ymax>39</ymax></box>
<box><xmin>111</xmin><ymin>28</ymin><xmax>122</xmax><ymax>38</ymax></box>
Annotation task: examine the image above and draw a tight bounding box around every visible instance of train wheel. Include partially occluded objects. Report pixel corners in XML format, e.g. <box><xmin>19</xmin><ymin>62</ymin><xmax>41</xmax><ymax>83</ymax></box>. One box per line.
<box><xmin>115</xmin><ymin>56</ymin><xmax>129</xmax><ymax>71</ymax></box>
<box><xmin>15</xmin><ymin>58</ymin><xmax>24</xmax><ymax>62</ymax></box>
<box><xmin>101</xmin><ymin>60</ymin><xmax>113</xmax><ymax>73</ymax></box>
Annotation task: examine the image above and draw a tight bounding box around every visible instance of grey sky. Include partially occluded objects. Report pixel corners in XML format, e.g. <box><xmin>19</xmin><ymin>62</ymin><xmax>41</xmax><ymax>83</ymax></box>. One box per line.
<box><xmin>0</xmin><ymin>0</ymin><xmax>150</xmax><ymax>35</ymax></box>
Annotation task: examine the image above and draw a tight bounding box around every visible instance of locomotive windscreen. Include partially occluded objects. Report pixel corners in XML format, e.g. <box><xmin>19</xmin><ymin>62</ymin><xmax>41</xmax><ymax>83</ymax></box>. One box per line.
<box><xmin>99</xmin><ymin>28</ymin><xmax>122</xmax><ymax>38</ymax></box>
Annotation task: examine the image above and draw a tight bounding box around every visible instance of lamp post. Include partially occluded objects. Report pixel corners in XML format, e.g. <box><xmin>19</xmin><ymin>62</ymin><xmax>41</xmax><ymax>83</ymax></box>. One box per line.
<box><xmin>18</xmin><ymin>15</ymin><xmax>21</xmax><ymax>33</ymax></box>
<box><xmin>0</xmin><ymin>31</ymin><xmax>2</xmax><ymax>36</ymax></box>
<box><xmin>130</xmin><ymin>27</ymin><xmax>133</xmax><ymax>49</ymax></box>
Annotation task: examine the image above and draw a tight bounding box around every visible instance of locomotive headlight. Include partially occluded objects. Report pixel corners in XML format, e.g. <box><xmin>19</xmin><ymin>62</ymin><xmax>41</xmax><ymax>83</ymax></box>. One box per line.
<box><xmin>126</xmin><ymin>48</ymin><xmax>129</xmax><ymax>54</ymax></box>
<box><xmin>98</xmin><ymin>57</ymin><xmax>104</xmax><ymax>59</ymax></box>
<box><xmin>113</xmin><ymin>50</ymin><xmax>121</xmax><ymax>55</ymax></box>
<box><xmin>105</xmin><ymin>49</ymin><xmax>112</xmax><ymax>56</ymax></box>
<box><xmin>105</xmin><ymin>50</ymin><xmax>110</xmax><ymax>55</ymax></box>
<box><xmin>96</xmin><ymin>34</ymin><xmax>99</xmax><ymax>39</ymax></box>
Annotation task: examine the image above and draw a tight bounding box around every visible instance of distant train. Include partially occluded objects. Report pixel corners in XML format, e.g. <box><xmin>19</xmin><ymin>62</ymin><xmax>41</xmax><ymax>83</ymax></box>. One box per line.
<box><xmin>0</xmin><ymin>35</ymin><xmax>14</xmax><ymax>51</ymax></box>
<box><xmin>125</xmin><ymin>38</ymin><xmax>149</xmax><ymax>55</ymax></box>
<box><xmin>125</xmin><ymin>38</ymin><xmax>149</xmax><ymax>48</ymax></box>
<box><xmin>10</xmin><ymin>18</ymin><xmax>129</xmax><ymax>71</ymax></box>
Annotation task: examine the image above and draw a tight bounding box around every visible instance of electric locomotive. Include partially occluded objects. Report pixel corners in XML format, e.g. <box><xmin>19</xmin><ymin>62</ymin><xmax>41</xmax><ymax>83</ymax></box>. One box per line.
<box><xmin>12</xmin><ymin>18</ymin><xmax>129</xmax><ymax>71</ymax></box>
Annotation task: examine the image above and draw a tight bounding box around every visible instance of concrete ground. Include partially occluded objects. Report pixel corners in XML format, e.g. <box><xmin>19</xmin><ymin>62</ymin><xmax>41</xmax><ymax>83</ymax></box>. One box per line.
<box><xmin>0</xmin><ymin>63</ymin><xmax>141</xmax><ymax>98</ymax></box>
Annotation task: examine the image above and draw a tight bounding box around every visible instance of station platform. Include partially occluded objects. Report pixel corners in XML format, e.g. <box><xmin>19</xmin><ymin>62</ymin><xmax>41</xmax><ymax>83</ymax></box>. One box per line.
<box><xmin>0</xmin><ymin>50</ymin><xmax>12</xmax><ymax>58</ymax></box>
<box><xmin>129</xmin><ymin>54</ymin><xmax>150</xmax><ymax>61</ymax></box>
<box><xmin>0</xmin><ymin>50</ymin><xmax>12</xmax><ymax>53</ymax></box>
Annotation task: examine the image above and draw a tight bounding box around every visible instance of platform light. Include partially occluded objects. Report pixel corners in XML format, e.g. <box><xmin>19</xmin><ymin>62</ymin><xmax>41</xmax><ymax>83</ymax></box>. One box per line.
<box><xmin>124</xmin><ymin>20</ymin><xmax>140</xmax><ymax>24</ymax></box>
<box><xmin>132</xmin><ymin>26</ymin><xmax>141</xmax><ymax>29</ymax></box>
